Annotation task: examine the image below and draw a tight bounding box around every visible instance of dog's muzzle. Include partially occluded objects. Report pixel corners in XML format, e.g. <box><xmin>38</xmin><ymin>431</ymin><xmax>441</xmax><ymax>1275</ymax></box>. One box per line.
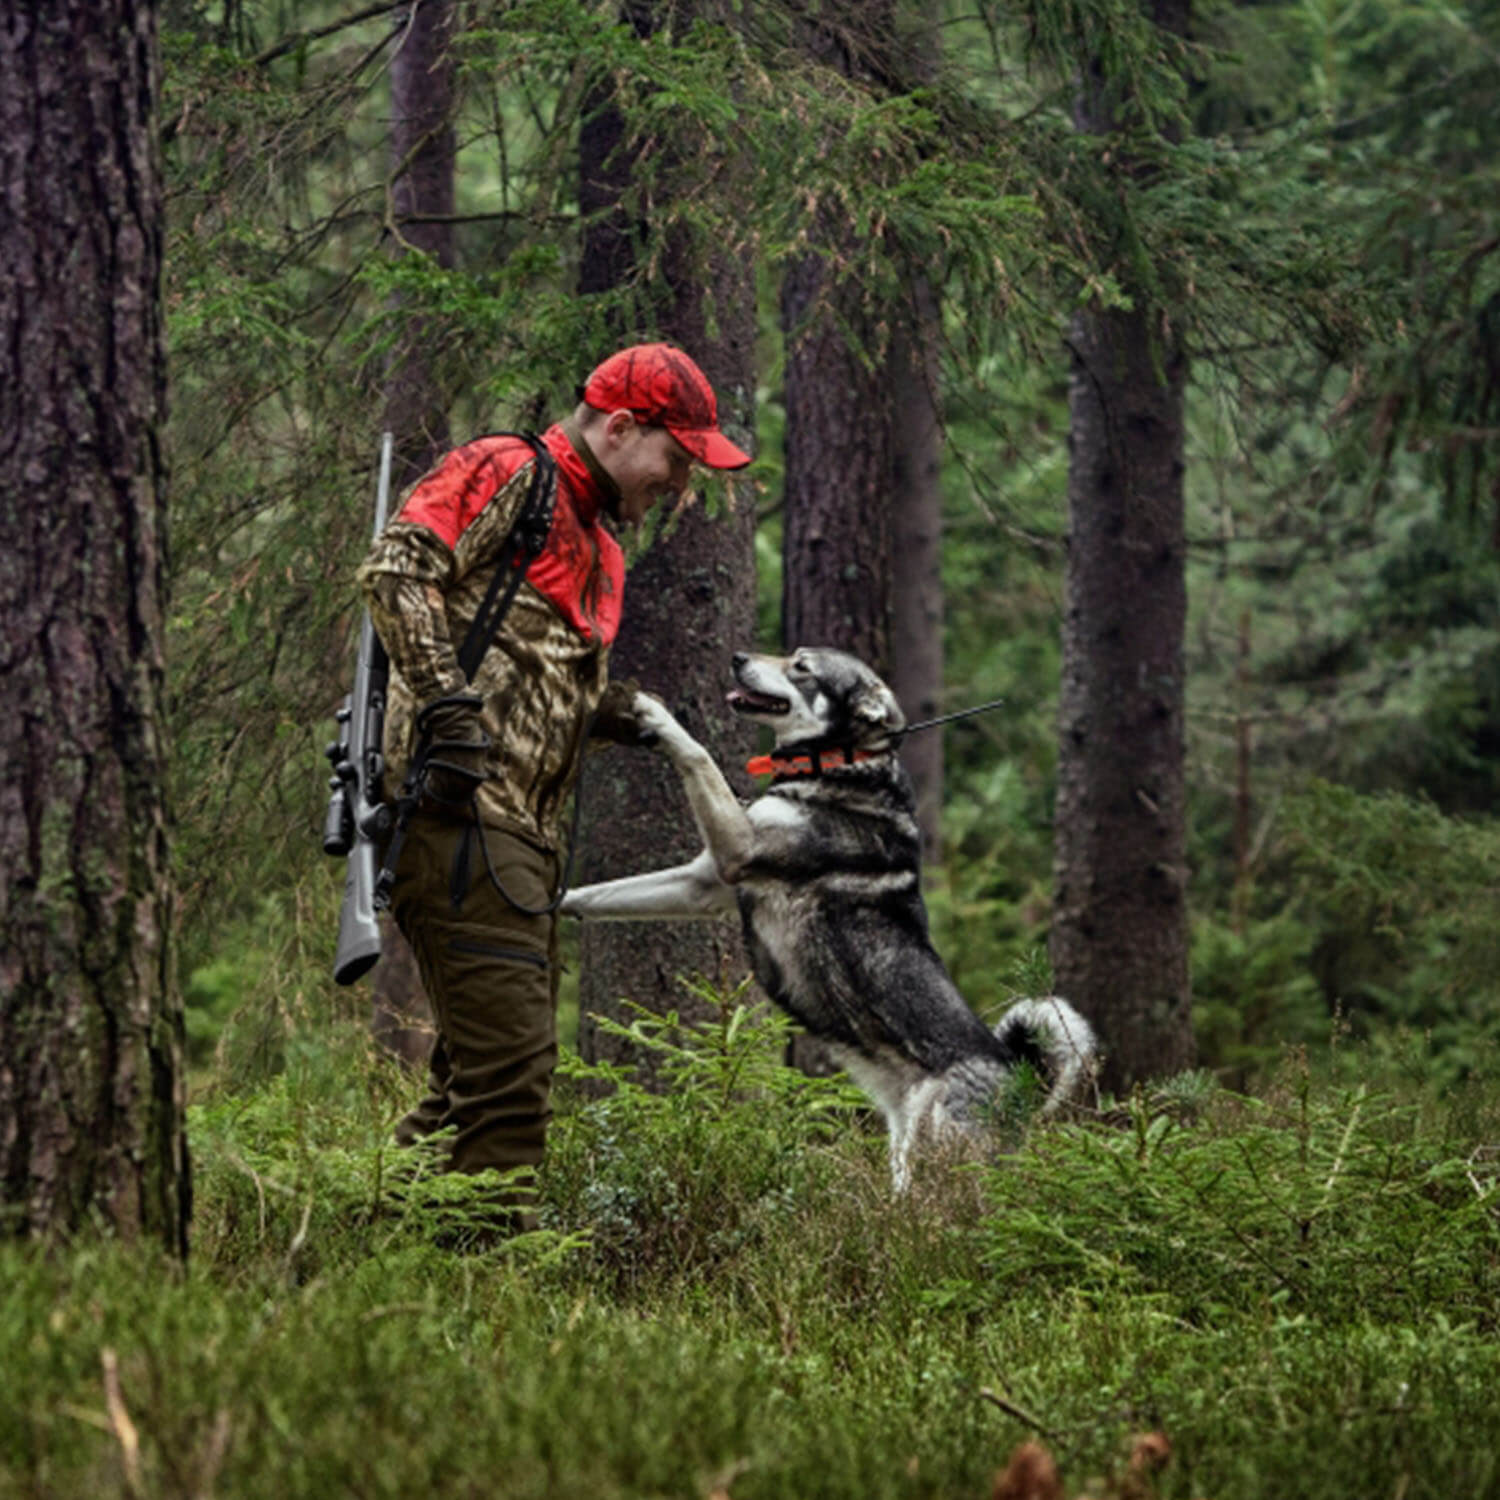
<box><xmin>727</xmin><ymin>687</ymin><xmax>789</xmax><ymax>716</ymax></box>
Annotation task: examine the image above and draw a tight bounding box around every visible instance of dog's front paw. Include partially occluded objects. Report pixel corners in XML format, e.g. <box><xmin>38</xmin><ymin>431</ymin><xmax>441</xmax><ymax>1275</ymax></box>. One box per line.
<box><xmin>631</xmin><ymin>691</ymin><xmax>680</xmax><ymax>750</ymax></box>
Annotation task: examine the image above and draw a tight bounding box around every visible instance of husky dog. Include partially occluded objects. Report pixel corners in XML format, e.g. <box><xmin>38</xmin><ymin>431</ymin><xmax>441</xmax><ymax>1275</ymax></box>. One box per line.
<box><xmin>562</xmin><ymin>648</ymin><xmax>1097</xmax><ymax>1190</ymax></box>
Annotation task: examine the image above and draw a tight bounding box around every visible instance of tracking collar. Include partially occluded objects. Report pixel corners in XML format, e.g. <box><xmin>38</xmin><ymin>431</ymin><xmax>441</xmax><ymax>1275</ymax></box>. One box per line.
<box><xmin>744</xmin><ymin>696</ymin><xmax>1009</xmax><ymax>779</ymax></box>
<box><xmin>745</xmin><ymin>745</ymin><xmax>888</xmax><ymax>779</ymax></box>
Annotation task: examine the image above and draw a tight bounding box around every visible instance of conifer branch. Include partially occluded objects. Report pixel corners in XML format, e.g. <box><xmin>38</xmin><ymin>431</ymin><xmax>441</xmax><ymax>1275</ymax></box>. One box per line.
<box><xmin>250</xmin><ymin>0</ymin><xmax>411</xmax><ymax>67</ymax></box>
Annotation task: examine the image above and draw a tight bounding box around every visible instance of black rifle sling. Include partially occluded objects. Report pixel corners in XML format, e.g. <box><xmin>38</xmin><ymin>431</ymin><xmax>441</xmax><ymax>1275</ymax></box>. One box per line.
<box><xmin>372</xmin><ymin>434</ymin><xmax>557</xmax><ymax>914</ymax></box>
<box><xmin>450</xmin><ymin>433</ymin><xmax>585</xmax><ymax>917</ymax></box>
<box><xmin>455</xmin><ymin>434</ymin><xmax>558</xmax><ymax>681</ymax></box>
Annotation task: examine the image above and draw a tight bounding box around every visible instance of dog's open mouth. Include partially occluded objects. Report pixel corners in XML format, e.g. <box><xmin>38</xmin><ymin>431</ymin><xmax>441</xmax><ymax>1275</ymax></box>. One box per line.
<box><xmin>727</xmin><ymin>688</ymin><xmax>790</xmax><ymax>716</ymax></box>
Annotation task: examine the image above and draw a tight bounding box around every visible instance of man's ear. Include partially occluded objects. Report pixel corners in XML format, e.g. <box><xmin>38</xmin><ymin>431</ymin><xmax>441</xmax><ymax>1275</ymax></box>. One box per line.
<box><xmin>601</xmin><ymin>409</ymin><xmax>637</xmax><ymax>446</ymax></box>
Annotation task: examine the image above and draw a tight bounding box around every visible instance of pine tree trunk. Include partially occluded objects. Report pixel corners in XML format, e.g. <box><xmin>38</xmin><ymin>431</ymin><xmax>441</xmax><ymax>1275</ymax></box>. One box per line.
<box><xmin>371</xmin><ymin>0</ymin><xmax>459</xmax><ymax>1069</ymax></box>
<box><xmin>780</xmin><ymin>242</ymin><xmax>894</xmax><ymax>1079</ymax></box>
<box><xmin>382</xmin><ymin>0</ymin><xmax>456</xmax><ymax>489</ymax></box>
<box><xmin>575</xmin><ymin>0</ymin><xmax>757</xmax><ymax>1083</ymax></box>
<box><xmin>885</xmin><ymin>16</ymin><xmax>944</xmax><ymax>862</ymax></box>
<box><xmin>888</xmin><ymin>277</ymin><xmax>944</xmax><ymax>861</ymax></box>
<box><xmin>1050</xmin><ymin>0</ymin><xmax>1195</xmax><ymax>1093</ymax></box>
<box><xmin>781</xmin><ymin>245</ymin><xmax>893</xmax><ymax>673</ymax></box>
<box><xmin>0</xmin><ymin>0</ymin><xmax>190</xmax><ymax>1251</ymax></box>
<box><xmin>576</xmin><ymin>0</ymin><xmax>655</xmax><ymax>308</ymax></box>
<box><xmin>778</xmin><ymin>0</ymin><xmax>896</xmax><ymax>1074</ymax></box>
<box><xmin>575</xmin><ymin>484</ymin><xmax>758</xmax><ymax>1084</ymax></box>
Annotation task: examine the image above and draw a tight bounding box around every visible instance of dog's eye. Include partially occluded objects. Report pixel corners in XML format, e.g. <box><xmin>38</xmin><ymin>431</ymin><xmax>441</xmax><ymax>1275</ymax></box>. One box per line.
<box><xmin>788</xmin><ymin>655</ymin><xmax>809</xmax><ymax>676</ymax></box>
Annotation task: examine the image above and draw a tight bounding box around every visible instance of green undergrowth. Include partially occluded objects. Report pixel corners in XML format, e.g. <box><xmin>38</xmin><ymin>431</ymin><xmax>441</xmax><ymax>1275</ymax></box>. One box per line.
<box><xmin>4</xmin><ymin>997</ymin><xmax>1500</xmax><ymax>1499</ymax></box>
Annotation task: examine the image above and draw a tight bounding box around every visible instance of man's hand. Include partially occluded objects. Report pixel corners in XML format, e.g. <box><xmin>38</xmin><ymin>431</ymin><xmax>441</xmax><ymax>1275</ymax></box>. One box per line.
<box><xmin>417</xmin><ymin>695</ymin><xmax>487</xmax><ymax>806</ymax></box>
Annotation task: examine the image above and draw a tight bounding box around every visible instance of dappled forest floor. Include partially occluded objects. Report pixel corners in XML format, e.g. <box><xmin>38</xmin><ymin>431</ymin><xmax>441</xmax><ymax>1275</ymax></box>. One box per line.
<box><xmin>6</xmin><ymin>991</ymin><xmax>1499</xmax><ymax>1499</ymax></box>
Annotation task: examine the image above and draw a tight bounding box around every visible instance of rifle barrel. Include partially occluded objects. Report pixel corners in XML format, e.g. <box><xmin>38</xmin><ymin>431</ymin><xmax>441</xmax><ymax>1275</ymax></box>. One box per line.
<box><xmin>330</xmin><ymin>431</ymin><xmax>396</xmax><ymax>985</ymax></box>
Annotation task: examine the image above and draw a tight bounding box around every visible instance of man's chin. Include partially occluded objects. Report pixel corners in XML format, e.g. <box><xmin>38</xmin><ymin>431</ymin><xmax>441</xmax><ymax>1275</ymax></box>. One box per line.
<box><xmin>616</xmin><ymin>493</ymin><xmax>664</xmax><ymax>527</ymax></box>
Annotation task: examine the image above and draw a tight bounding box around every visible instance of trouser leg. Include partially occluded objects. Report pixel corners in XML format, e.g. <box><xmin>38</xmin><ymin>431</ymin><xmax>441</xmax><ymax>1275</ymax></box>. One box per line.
<box><xmin>390</xmin><ymin>816</ymin><xmax>560</xmax><ymax>1185</ymax></box>
<box><xmin>393</xmin><ymin>1033</ymin><xmax>452</xmax><ymax>1147</ymax></box>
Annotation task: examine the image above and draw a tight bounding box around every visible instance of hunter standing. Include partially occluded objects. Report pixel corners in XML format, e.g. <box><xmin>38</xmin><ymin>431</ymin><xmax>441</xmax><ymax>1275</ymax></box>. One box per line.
<box><xmin>357</xmin><ymin>344</ymin><xmax>751</xmax><ymax>1228</ymax></box>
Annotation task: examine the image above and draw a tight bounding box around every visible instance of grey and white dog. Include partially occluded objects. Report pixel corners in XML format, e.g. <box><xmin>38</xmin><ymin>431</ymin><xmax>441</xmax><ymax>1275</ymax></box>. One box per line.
<box><xmin>562</xmin><ymin>648</ymin><xmax>1097</xmax><ymax>1191</ymax></box>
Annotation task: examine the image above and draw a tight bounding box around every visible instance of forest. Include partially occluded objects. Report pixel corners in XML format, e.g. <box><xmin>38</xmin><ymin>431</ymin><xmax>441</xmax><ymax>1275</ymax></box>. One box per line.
<box><xmin>3</xmin><ymin>0</ymin><xmax>1500</xmax><ymax>1494</ymax></box>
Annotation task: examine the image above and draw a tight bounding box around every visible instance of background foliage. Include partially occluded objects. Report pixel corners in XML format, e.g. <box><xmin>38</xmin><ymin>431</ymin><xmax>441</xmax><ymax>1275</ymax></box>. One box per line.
<box><xmin>159</xmin><ymin>0</ymin><xmax>1500</xmax><ymax>1084</ymax></box>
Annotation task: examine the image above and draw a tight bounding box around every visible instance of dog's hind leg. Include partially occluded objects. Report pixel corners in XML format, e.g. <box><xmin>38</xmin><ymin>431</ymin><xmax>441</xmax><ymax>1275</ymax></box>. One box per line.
<box><xmin>886</xmin><ymin>1078</ymin><xmax>941</xmax><ymax>1194</ymax></box>
<box><xmin>889</xmin><ymin>1133</ymin><xmax>912</xmax><ymax>1195</ymax></box>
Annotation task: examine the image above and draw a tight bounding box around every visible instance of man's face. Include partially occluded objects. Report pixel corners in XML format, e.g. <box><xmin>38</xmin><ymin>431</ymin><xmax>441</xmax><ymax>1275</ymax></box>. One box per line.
<box><xmin>598</xmin><ymin>415</ymin><xmax>696</xmax><ymax>526</ymax></box>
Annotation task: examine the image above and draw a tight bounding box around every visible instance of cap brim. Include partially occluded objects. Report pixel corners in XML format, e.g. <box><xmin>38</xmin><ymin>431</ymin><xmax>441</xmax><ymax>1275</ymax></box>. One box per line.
<box><xmin>670</xmin><ymin>425</ymin><xmax>752</xmax><ymax>470</ymax></box>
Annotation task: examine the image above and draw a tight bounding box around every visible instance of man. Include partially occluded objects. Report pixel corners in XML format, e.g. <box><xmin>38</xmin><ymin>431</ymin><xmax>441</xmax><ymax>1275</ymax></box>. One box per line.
<box><xmin>358</xmin><ymin>343</ymin><xmax>751</xmax><ymax>1227</ymax></box>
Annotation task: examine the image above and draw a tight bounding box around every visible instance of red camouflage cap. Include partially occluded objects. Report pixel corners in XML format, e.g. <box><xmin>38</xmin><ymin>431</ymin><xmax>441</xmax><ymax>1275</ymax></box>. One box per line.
<box><xmin>582</xmin><ymin>343</ymin><xmax>752</xmax><ymax>470</ymax></box>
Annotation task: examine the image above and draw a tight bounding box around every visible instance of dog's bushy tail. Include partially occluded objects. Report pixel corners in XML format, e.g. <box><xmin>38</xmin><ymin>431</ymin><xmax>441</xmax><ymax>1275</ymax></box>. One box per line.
<box><xmin>993</xmin><ymin>996</ymin><xmax>1097</xmax><ymax>1114</ymax></box>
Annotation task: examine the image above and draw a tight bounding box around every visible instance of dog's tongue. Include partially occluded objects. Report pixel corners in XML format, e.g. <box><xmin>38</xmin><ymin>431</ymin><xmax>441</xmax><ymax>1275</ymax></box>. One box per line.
<box><xmin>727</xmin><ymin>688</ymin><xmax>786</xmax><ymax>714</ymax></box>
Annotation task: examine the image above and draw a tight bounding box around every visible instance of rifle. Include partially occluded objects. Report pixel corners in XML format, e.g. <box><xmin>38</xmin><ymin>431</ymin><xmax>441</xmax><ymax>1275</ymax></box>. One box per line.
<box><xmin>323</xmin><ymin>431</ymin><xmax>397</xmax><ymax>986</ymax></box>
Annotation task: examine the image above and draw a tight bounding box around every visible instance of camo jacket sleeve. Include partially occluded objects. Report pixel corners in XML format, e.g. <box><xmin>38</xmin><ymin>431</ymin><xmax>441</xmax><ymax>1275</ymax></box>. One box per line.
<box><xmin>355</xmin><ymin>441</ymin><xmax>533</xmax><ymax>707</ymax></box>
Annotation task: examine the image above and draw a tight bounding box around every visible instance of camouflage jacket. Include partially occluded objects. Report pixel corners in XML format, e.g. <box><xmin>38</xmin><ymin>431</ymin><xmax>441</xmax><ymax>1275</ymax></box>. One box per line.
<box><xmin>357</xmin><ymin>422</ymin><xmax>631</xmax><ymax>850</ymax></box>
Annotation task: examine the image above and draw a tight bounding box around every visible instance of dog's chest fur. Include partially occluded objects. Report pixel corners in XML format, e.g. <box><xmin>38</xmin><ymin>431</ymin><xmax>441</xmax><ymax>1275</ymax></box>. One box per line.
<box><xmin>732</xmin><ymin>761</ymin><xmax>1004</xmax><ymax>1071</ymax></box>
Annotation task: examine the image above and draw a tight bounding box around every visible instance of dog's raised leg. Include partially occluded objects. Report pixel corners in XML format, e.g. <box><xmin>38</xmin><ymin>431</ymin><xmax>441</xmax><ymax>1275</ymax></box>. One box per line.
<box><xmin>632</xmin><ymin>692</ymin><xmax>757</xmax><ymax>883</ymax></box>
<box><xmin>561</xmin><ymin>694</ymin><xmax>756</xmax><ymax>922</ymax></box>
<box><xmin>562</xmin><ymin>850</ymin><xmax>735</xmax><ymax>922</ymax></box>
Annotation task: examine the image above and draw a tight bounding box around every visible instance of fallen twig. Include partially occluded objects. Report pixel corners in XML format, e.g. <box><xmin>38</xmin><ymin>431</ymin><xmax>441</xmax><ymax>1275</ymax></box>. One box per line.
<box><xmin>979</xmin><ymin>1385</ymin><xmax>1066</xmax><ymax>1445</ymax></box>
<box><xmin>101</xmin><ymin>1348</ymin><xmax>143</xmax><ymax>1498</ymax></box>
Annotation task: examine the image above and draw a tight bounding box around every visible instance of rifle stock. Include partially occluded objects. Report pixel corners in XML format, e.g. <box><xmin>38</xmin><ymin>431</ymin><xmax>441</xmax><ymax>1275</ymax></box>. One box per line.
<box><xmin>325</xmin><ymin>432</ymin><xmax>396</xmax><ymax>985</ymax></box>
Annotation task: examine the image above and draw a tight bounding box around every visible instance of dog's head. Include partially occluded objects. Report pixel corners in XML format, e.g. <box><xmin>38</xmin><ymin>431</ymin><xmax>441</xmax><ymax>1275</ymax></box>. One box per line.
<box><xmin>727</xmin><ymin>648</ymin><xmax>906</xmax><ymax>751</ymax></box>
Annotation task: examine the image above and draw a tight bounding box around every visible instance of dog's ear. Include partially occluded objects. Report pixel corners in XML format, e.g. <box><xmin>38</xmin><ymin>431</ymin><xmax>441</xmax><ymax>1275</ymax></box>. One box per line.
<box><xmin>851</xmin><ymin>679</ymin><xmax>905</xmax><ymax>737</ymax></box>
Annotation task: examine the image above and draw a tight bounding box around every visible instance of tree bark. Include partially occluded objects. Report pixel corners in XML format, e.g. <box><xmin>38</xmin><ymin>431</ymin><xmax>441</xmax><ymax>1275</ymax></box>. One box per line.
<box><xmin>888</xmin><ymin>276</ymin><xmax>944</xmax><ymax>861</ymax></box>
<box><xmin>883</xmin><ymin>14</ymin><xmax>945</xmax><ymax>861</ymax></box>
<box><xmin>382</xmin><ymin>0</ymin><xmax>456</xmax><ymax>490</ymax></box>
<box><xmin>371</xmin><ymin>0</ymin><xmax>459</xmax><ymax>1069</ymax></box>
<box><xmin>574</xmin><ymin>0</ymin><xmax>758</xmax><ymax>1083</ymax></box>
<box><xmin>1050</xmin><ymin>0</ymin><xmax>1195</xmax><ymax>1093</ymax></box>
<box><xmin>780</xmin><ymin>244</ymin><xmax>894</xmax><ymax>674</ymax></box>
<box><xmin>778</xmin><ymin>0</ymin><xmax>898</xmax><ymax>1073</ymax></box>
<box><xmin>576</xmin><ymin>0</ymin><xmax>655</xmax><ymax>310</ymax></box>
<box><xmin>0</xmin><ymin>0</ymin><xmax>190</xmax><ymax>1251</ymax></box>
